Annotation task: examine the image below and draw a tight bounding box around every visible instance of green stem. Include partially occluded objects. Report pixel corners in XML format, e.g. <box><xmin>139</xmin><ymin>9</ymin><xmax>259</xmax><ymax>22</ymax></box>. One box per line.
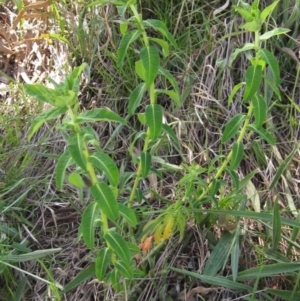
<box><xmin>68</xmin><ymin>107</ymin><xmax>109</xmax><ymax>235</ymax></box>
<box><xmin>197</xmin><ymin>101</ymin><xmax>254</xmax><ymax>201</ymax></box>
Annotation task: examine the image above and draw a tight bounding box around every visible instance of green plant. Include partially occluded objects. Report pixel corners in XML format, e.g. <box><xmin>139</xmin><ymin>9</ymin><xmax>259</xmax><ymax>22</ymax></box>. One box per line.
<box><xmin>171</xmin><ymin>0</ymin><xmax>300</xmax><ymax>298</ymax></box>
<box><xmin>25</xmin><ymin>0</ymin><xmax>181</xmax><ymax>291</ymax></box>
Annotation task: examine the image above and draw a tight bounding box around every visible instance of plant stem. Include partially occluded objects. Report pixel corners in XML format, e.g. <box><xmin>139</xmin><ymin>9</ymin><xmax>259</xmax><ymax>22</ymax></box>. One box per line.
<box><xmin>197</xmin><ymin>101</ymin><xmax>254</xmax><ymax>201</ymax></box>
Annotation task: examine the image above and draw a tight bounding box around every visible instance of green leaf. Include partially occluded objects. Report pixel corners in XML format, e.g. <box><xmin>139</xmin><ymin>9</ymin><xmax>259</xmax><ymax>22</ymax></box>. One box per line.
<box><xmin>117</xmin><ymin>30</ymin><xmax>142</xmax><ymax>68</ymax></box>
<box><xmin>230</xmin><ymin>142</ymin><xmax>244</xmax><ymax>170</ymax></box>
<box><xmin>81</xmin><ymin>202</ymin><xmax>99</xmax><ymax>249</ymax></box>
<box><xmin>90</xmin><ymin>183</ymin><xmax>119</xmax><ymax>221</ymax></box>
<box><xmin>236</xmin><ymin>263</ymin><xmax>300</xmax><ymax>281</ymax></box>
<box><xmin>258</xmin><ymin>49</ymin><xmax>280</xmax><ymax>85</ymax></box>
<box><xmin>149</xmin><ymin>37</ymin><xmax>169</xmax><ymax>58</ymax></box>
<box><xmin>141</xmin><ymin>152</ymin><xmax>151</xmax><ymax>178</ymax></box>
<box><xmin>269</xmin><ymin>143</ymin><xmax>300</xmax><ymax>190</ymax></box>
<box><xmin>128</xmin><ymin>83</ymin><xmax>146</xmax><ymax>116</ymax></box>
<box><xmin>115</xmin><ymin>260</ymin><xmax>133</xmax><ymax>278</ymax></box>
<box><xmin>259</xmin><ymin>28</ymin><xmax>290</xmax><ymax>41</ymax></box>
<box><xmin>145</xmin><ymin>104</ymin><xmax>163</xmax><ymax>140</ymax></box>
<box><xmin>221</xmin><ymin>114</ymin><xmax>246</xmax><ymax>143</ymax></box>
<box><xmin>77</xmin><ymin>108</ymin><xmax>126</xmax><ymax>124</ymax></box>
<box><xmin>67</xmin><ymin>133</ymin><xmax>87</xmax><ymax>170</ymax></box>
<box><xmin>156</xmin><ymin>89</ymin><xmax>181</xmax><ymax>107</ymax></box>
<box><xmin>62</xmin><ymin>264</ymin><xmax>95</xmax><ymax>294</ymax></box>
<box><xmin>13</xmin><ymin>276</ymin><xmax>27</xmax><ymax>301</ymax></box>
<box><xmin>66</xmin><ymin>63</ymin><xmax>87</xmax><ymax>93</ymax></box>
<box><xmin>140</xmin><ymin>46</ymin><xmax>160</xmax><ymax>87</ymax></box>
<box><xmin>260</xmin><ymin>1</ymin><xmax>279</xmax><ymax>25</ymax></box>
<box><xmin>171</xmin><ymin>267</ymin><xmax>251</xmax><ymax>291</ymax></box>
<box><xmin>205</xmin><ymin>209</ymin><xmax>300</xmax><ymax>229</ymax></box>
<box><xmin>24</xmin><ymin>83</ymin><xmax>56</xmax><ymax>106</ymax></box>
<box><xmin>105</xmin><ymin>230</ymin><xmax>130</xmax><ymax>264</ymax></box>
<box><xmin>203</xmin><ymin>232</ymin><xmax>234</xmax><ymax>277</ymax></box>
<box><xmin>89</xmin><ymin>152</ymin><xmax>119</xmax><ymax>186</ymax></box>
<box><xmin>272</xmin><ymin>197</ymin><xmax>281</xmax><ymax>251</ymax></box>
<box><xmin>1</xmin><ymin>248</ymin><xmax>62</xmax><ymax>262</ymax></box>
<box><xmin>54</xmin><ymin>90</ymin><xmax>77</xmax><ymax>107</ymax></box>
<box><xmin>95</xmin><ymin>248</ymin><xmax>112</xmax><ymax>281</ymax></box>
<box><xmin>143</xmin><ymin>19</ymin><xmax>178</xmax><ymax>49</ymax></box>
<box><xmin>28</xmin><ymin>106</ymin><xmax>68</xmax><ymax>140</ymax></box>
<box><xmin>228</xmin><ymin>43</ymin><xmax>255</xmax><ymax>67</ymax></box>
<box><xmin>233</xmin><ymin>6</ymin><xmax>254</xmax><ymax>22</ymax></box>
<box><xmin>228</xmin><ymin>82</ymin><xmax>245</xmax><ymax>105</ymax></box>
<box><xmin>267</xmin><ymin>289</ymin><xmax>300</xmax><ymax>301</ymax></box>
<box><xmin>68</xmin><ymin>172</ymin><xmax>85</xmax><ymax>188</ymax></box>
<box><xmin>240</xmin><ymin>20</ymin><xmax>261</xmax><ymax>32</ymax></box>
<box><xmin>264</xmin><ymin>75</ymin><xmax>281</xmax><ymax>101</ymax></box>
<box><xmin>244</xmin><ymin>65</ymin><xmax>262</xmax><ymax>100</ymax></box>
<box><xmin>231</xmin><ymin>233</ymin><xmax>240</xmax><ymax>282</ymax></box>
<box><xmin>158</xmin><ymin>67</ymin><xmax>180</xmax><ymax>96</ymax></box>
<box><xmin>55</xmin><ymin>151</ymin><xmax>74</xmax><ymax>190</ymax></box>
<box><xmin>135</xmin><ymin>60</ymin><xmax>145</xmax><ymax>81</ymax></box>
<box><xmin>247</xmin><ymin>124</ymin><xmax>275</xmax><ymax>145</ymax></box>
<box><xmin>120</xmin><ymin>22</ymin><xmax>128</xmax><ymax>36</ymax></box>
<box><xmin>162</xmin><ymin>124</ymin><xmax>180</xmax><ymax>150</ymax></box>
<box><xmin>252</xmin><ymin>94</ymin><xmax>267</xmax><ymax>128</ymax></box>
<box><xmin>137</xmin><ymin>112</ymin><xmax>147</xmax><ymax>125</ymax></box>
<box><xmin>118</xmin><ymin>203</ymin><xmax>137</xmax><ymax>227</ymax></box>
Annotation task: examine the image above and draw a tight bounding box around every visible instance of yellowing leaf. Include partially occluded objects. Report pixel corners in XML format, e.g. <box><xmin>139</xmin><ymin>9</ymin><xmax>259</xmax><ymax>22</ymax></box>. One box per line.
<box><xmin>154</xmin><ymin>223</ymin><xmax>165</xmax><ymax>244</ymax></box>
<box><xmin>162</xmin><ymin>217</ymin><xmax>174</xmax><ymax>240</ymax></box>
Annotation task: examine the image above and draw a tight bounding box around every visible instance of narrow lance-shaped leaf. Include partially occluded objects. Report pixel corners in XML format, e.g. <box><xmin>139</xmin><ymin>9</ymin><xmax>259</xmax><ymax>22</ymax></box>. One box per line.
<box><xmin>260</xmin><ymin>1</ymin><xmax>279</xmax><ymax>23</ymax></box>
<box><xmin>81</xmin><ymin>202</ymin><xmax>100</xmax><ymax>249</ymax></box>
<box><xmin>66</xmin><ymin>63</ymin><xmax>87</xmax><ymax>93</ymax></box>
<box><xmin>128</xmin><ymin>82</ymin><xmax>146</xmax><ymax>116</ymax></box>
<box><xmin>145</xmin><ymin>104</ymin><xmax>163</xmax><ymax>140</ymax></box>
<box><xmin>252</xmin><ymin>94</ymin><xmax>267</xmax><ymax>128</ymax></box>
<box><xmin>230</xmin><ymin>142</ymin><xmax>244</xmax><ymax>171</ymax></box>
<box><xmin>272</xmin><ymin>197</ymin><xmax>281</xmax><ymax>251</ymax></box>
<box><xmin>135</xmin><ymin>60</ymin><xmax>145</xmax><ymax>81</ymax></box>
<box><xmin>258</xmin><ymin>49</ymin><xmax>280</xmax><ymax>84</ymax></box>
<box><xmin>158</xmin><ymin>67</ymin><xmax>180</xmax><ymax>96</ymax></box>
<box><xmin>236</xmin><ymin>262</ymin><xmax>300</xmax><ymax>281</ymax></box>
<box><xmin>90</xmin><ymin>183</ymin><xmax>119</xmax><ymax>221</ymax></box>
<box><xmin>115</xmin><ymin>260</ymin><xmax>133</xmax><ymax>278</ymax></box>
<box><xmin>221</xmin><ymin>114</ymin><xmax>246</xmax><ymax>143</ymax></box>
<box><xmin>24</xmin><ymin>83</ymin><xmax>56</xmax><ymax>106</ymax></box>
<box><xmin>104</xmin><ymin>231</ymin><xmax>131</xmax><ymax>264</ymax></box>
<box><xmin>143</xmin><ymin>19</ymin><xmax>178</xmax><ymax>49</ymax></box>
<box><xmin>62</xmin><ymin>264</ymin><xmax>95</xmax><ymax>294</ymax></box>
<box><xmin>156</xmin><ymin>89</ymin><xmax>181</xmax><ymax>107</ymax></box>
<box><xmin>244</xmin><ymin>65</ymin><xmax>262</xmax><ymax>101</ymax></box>
<box><xmin>118</xmin><ymin>203</ymin><xmax>137</xmax><ymax>227</ymax></box>
<box><xmin>140</xmin><ymin>46</ymin><xmax>160</xmax><ymax>87</ymax></box>
<box><xmin>269</xmin><ymin>143</ymin><xmax>300</xmax><ymax>190</ymax></box>
<box><xmin>77</xmin><ymin>108</ymin><xmax>126</xmax><ymax>124</ymax></box>
<box><xmin>89</xmin><ymin>152</ymin><xmax>120</xmax><ymax>186</ymax></box>
<box><xmin>231</xmin><ymin>233</ymin><xmax>240</xmax><ymax>282</ymax></box>
<box><xmin>28</xmin><ymin>106</ymin><xmax>68</xmax><ymax>141</ymax></box>
<box><xmin>55</xmin><ymin>151</ymin><xmax>74</xmax><ymax>190</ymax></box>
<box><xmin>67</xmin><ymin>132</ymin><xmax>87</xmax><ymax>170</ymax></box>
<box><xmin>259</xmin><ymin>28</ymin><xmax>290</xmax><ymax>41</ymax></box>
<box><xmin>117</xmin><ymin>30</ymin><xmax>142</xmax><ymax>68</ymax></box>
<box><xmin>247</xmin><ymin>124</ymin><xmax>275</xmax><ymax>145</ymax></box>
<box><xmin>171</xmin><ymin>267</ymin><xmax>251</xmax><ymax>291</ymax></box>
<box><xmin>150</xmin><ymin>37</ymin><xmax>169</xmax><ymax>58</ymax></box>
<box><xmin>141</xmin><ymin>152</ymin><xmax>151</xmax><ymax>178</ymax></box>
<box><xmin>95</xmin><ymin>248</ymin><xmax>112</xmax><ymax>281</ymax></box>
